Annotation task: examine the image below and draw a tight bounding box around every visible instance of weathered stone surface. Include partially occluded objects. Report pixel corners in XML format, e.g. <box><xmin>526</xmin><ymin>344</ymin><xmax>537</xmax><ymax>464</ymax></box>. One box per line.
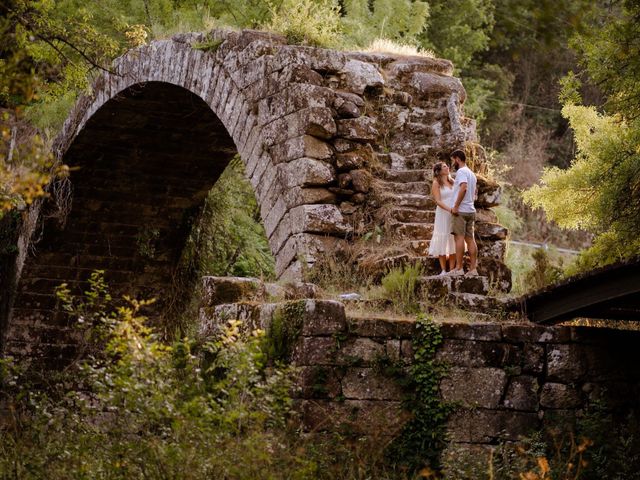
<box><xmin>299</xmin><ymin>299</ymin><xmax>347</xmax><ymax>336</ymax></box>
<box><xmin>441</xmin><ymin>367</ymin><xmax>507</xmax><ymax>408</ymax></box>
<box><xmin>504</xmin><ymin>376</ymin><xmax>539</xmax><ymax>411</ymax></box>
<box><xmin>547</xmin><ymin>343</ymin><xmax>587</xmax><ymax>382</ymax></box>
<box><xmin>409</xmin><ymin>72</ymin><xmax>466</xmax><ymax>101</ymax></box>
<box><xmin>436</xmin><ymin>339</ymin><xmax>521</xmax><ymax>368</ymax></box>
<box><xmin>340</xmin><ymin>59</ymin><xmax>384</xmax><ymax>95</ymax></box>
<box><xmin>277</xmin><ymin>157</ymin><xmax>335</xmax><ymax>188</ymax></box>
<box><xmin>342</xmin><ymin>367</ymin><xmax>405</xmax><ymax>400</ymax></box>
<box><xmin>439</xmin><ymin>322</ymin><xmax>502</xmax><ymax>341</ymax></box>
<box><xmin>476</xmin><ymin>176</ymin><xmax>502</xmax><ymax>208</ymax></box>
<box><xmin>201</xmin><ymin>276</ymin><xmax>265</xmax><ymax>306</ymax></box>
<box><xmin>476</xmin><ymin>222</ymin><xmax>509</xmax><ymax>241</ymax></box>
<box><xmin>338</xmin><ymin>338</ymin><xmax>385</xmax><ymax>364</ymax></box>
<box><xmin>540</xmin><ymin>383</ymin><xmax>582</xmax><ymax>409</ymax></box>
<box><xmin>336</xmin><ymin>117</ymin><xmax>378</xmax><ymax>141</ymax></box>
<box><xmin>297</xmin><ymin>366</ymin><xmax>342</xmax><ymax>399</ymax></box>
<box><xmin>290</xmin><ymin>204</ymin><xmax>352</xmax><ymax>235</ymax></box>
<box><xmin>350</xmin><ymin>169</ymin><xmax>373</xmax><ymax>193</ymax></box>
<box><xmin>448</xmin><ymin>409</ymin><xmax>540</xmax><ymax>443</ymax></box>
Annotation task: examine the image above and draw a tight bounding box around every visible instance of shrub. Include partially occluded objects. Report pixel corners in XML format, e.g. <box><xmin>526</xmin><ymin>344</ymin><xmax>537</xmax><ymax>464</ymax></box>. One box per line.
<box><xmin>381</xmin><ymin>263</ymin><xmax>422</xmax><ymax>313</ymax></box>
<box><xmin>264</xmin><ymin>0</ymin><xmax>343</xmax><ymax>47</ymax></box>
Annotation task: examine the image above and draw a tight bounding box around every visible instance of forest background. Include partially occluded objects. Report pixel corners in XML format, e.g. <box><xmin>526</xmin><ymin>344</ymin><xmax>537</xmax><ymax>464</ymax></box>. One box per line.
<box><xmin>1</xmin><ymin>0</ymin><xmax>639</xmax><ymax>292</ymax></box>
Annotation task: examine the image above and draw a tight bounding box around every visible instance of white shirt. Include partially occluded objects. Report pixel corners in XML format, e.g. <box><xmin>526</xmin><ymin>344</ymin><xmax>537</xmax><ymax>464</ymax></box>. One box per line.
<box><xmin>451</xmin><ymin>166</ymin><xmax>477</xmax><ymax>213</ymax></box>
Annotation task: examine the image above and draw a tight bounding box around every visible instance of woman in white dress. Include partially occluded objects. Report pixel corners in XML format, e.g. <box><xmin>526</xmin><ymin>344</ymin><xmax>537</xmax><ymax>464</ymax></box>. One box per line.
<box><xmin>428</xmin><ymin>161</ymin><xmax>456</xmax><ymax>275</ymax></box>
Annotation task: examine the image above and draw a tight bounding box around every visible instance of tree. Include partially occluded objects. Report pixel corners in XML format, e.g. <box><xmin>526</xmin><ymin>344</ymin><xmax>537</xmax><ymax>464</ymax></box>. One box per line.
<box><xmin>524</xmin><ymin>1</ymin><xmax>640</xmax><ymax>271</ymax></box>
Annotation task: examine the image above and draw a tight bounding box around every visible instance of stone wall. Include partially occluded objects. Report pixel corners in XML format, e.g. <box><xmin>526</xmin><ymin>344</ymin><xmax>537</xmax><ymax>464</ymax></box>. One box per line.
<box><xmin>199</xmin><ymin>277</ymin><xmax>640</xmax><ymax>449</ymax></box>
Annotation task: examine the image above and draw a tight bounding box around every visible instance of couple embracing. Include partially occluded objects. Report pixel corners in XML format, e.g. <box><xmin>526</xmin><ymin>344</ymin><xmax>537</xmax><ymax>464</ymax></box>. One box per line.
<box><xmin>427</xmin><ymin>149</ymin><xmax>478</xmax><ymax>276</ymax></box>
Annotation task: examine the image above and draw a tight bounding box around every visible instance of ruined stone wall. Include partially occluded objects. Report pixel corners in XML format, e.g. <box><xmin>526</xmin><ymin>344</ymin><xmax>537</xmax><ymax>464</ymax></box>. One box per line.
<box><xmin>200</xmin><ymin>277</ymin><xmax>640</xmax><ymax>449</ymax></box>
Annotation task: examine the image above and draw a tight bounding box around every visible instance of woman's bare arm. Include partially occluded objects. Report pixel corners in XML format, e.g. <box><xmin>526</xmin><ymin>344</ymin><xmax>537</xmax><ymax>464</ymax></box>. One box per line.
<box><xmin>432</xmin><ymin>180</ymin><xmax>451</xmax><ymax>211</ymax></box>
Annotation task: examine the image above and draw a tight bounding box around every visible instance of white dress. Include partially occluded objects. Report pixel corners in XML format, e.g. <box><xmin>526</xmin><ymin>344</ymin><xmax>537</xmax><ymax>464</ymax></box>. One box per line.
<box><xmin>428</xmin><ymin>184</ymin><xmax>456</xmax><ymax>257</ymax></box>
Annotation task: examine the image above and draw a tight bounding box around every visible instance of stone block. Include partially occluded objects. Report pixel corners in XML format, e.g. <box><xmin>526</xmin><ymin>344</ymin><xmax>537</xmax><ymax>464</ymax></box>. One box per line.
<box><xmin>297</xmin><ymin>366</ymin><xmax>342</xmax><ymax>399</ymax></box>
<box><xmin>503</xmin><ymin>376</ymin><xmax>540</xmax><ymax>411</ymax></box>
<box><xmin>342</xmin><ymin>367</ymin><xmax>404</xmax><ymax>400</ymax></box>
<box><xmin>201</xmin><ymin>276</ymin><xmax>265</xmax><ymax>306</ymax></box>
<box><xmin>441</xmin><ymin>367</ymin><xmax>507</xmax><ymax>408</ymax></box>
<box><xmin>336</xmin><ymin>117</ymin><xmax>379</xmax><ymax>141</ymax></box>
<box><xmin>436</xmin><ymin>339</ymin><xmax>522</xmax><ymax>368</ymax></box>
<box><xmin>409</xmin><ymin>72</ymin><xmax>466</xmax><ymax>101</ymax></box>
<box><xmin>522</xmin><ymin>343</ymin><xmax>544</xmax><ymax>374</ymax></box>
<box><xmin>340</xmin><ymin>59</ymin><xmax>384</xmax><ymax>95</ymax></box>
<box><xmin>292</xmin><ymin>336</ymin><xmax>337</xmax><ymax>365</ymax></box>
<box><xmin>277</xmin><ymin>157</ymin><xmax>335</xmax><ymax>188</ymax></box>
<box><xmin>540</xmin><ymin>383</ymin><xmax>582</xmax><ymax>409</ymax></box>
<box><xmin>348</xmin><ymin>317</ymin><xmax>415</xmax><ymax>338</ymax></box>
<box><xmin>547</xmin><ymin>343</ymin><xmax>586</xmax><ymax>382</ymax></box>
<box><xmin>299</xmin><ymin>299</ymin><xmax>347</xmax><ymax>336</ymax></box>
<box><xmin>337</xmin><ymin>338</ymin><xmax>386</xmax><ymax>365</ymax></box>
<box><xmin>386</xmin><ymin>339</ymin><xmax>401</xmax><ymax>362</ymax></box>
<box><xmin>289</xmin><ymin>204</ymin><xmax>352</xmax><ymax>235</ymax></box>
<box><xmin>501</xmin><ymin>324</ymin><xmax>572</xmax><ymax>344</ymax></box>
<box><xmin>447</xmin><ymin>409</ymin><xmax>539</xmax><ymax>443</ymax></box>
<box><xmin>476</xmin><ymin>222</ymin><xmax>509</xmax><ymax>241</ymax></box>
<box><xmin>439</xmin><ymin>322</ymin><xmax>502</xmax><ymax>342</ymax></box>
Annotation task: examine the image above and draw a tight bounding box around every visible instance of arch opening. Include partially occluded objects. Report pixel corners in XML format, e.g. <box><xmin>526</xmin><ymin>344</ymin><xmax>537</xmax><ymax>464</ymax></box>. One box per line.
<box><xmin>5</xmin><ymin>81</ymin><xmax>267</xmax><ymax>365</ymax></box>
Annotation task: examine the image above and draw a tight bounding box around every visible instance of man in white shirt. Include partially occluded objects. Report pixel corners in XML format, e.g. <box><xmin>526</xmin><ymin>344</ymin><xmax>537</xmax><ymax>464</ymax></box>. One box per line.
<box><xmin>448</xmin><ymin>149</ymin><xmax>478</xmax><ymax>276</ymax></box>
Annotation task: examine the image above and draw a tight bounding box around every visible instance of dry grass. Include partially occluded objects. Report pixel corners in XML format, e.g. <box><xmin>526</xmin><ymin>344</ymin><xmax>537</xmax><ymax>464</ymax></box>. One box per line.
<box><xmin>364</xmin><ymin>38</ymin><xmax>435</xmax><ymax>58</ymax></box>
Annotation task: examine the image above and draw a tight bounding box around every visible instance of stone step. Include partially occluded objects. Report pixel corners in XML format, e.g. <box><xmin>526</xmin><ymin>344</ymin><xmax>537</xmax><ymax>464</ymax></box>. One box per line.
<box><xmin>381</xmin><ymin>169</ymin><xmax>431</xmax><ymax>183</ymax></box>
<box><xmin>388</xmin><ymin>222</ymin><xmax>433</xmax><ymax>240</ymax></box>
<box><xmin>418</xmin><ymin>274</ymin><xmax>490</xmax><ymax>299</ymax></box>
<box><xmin>379</xmin><ymin>181</ymin><xmax>430</xmax><ymax>195</ymax></box>
<box><xmin>386</xmin><ymin>193</ymin><xmax>436</xmax><ymax>209</ymax></box>
<box><xmin>390</xmin><ymin>207</ymin><xmax>435</xmax><ymax>223</ymax></box>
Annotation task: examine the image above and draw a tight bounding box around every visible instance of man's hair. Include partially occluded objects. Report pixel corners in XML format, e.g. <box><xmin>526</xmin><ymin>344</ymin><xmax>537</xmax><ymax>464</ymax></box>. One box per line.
<box><xmin>450</xmin><ymin>149</ymin><xmax>466</xmax><ymax>163</ymax></box>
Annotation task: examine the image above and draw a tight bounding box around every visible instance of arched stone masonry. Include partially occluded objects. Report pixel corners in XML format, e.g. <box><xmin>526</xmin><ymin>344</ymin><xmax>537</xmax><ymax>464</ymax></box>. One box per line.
<box><xmin>3</xmin><ymin>29</ymin><xmax>508</xmax><ymax>365</ymax></box>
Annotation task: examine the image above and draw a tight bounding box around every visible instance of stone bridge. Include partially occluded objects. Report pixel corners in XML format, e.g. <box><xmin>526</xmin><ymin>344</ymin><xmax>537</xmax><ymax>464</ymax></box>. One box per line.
<box><xmin>1</xmin><ymin>29</ymin><xmax>508</xmax><ymax>365</ymax></box>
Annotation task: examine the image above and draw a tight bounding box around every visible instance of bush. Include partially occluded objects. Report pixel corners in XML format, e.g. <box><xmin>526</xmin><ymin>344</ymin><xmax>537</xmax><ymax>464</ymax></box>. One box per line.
<box><xmin>381</xmin><ymin>264</ymin><xmax>422</xmax><ymax>313</ymax></box>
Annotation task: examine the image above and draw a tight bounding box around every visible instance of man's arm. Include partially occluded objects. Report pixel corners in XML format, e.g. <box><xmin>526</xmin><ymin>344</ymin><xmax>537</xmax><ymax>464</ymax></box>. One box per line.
<box><xmin>452</xmin><ymin>182</ymin><xmax>467</xmax><ymax>215</ymax></box>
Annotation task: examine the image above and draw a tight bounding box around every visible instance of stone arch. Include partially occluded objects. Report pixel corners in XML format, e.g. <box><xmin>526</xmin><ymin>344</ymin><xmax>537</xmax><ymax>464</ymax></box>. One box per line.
<box><xmin>3</xmin><ymin>29</ymin><xmax>509</xmax><ymax>365</ymax></box>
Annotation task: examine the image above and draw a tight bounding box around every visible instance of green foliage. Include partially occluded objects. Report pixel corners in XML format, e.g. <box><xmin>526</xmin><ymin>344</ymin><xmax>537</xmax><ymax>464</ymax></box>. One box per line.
<box><xmin>266</xmin><ymin>0</ymin><xmax>342</xmax><ymax>47</ymax></box>
<box><xmin>181</xmin><ymin>156</ymin><xmax>275</xmax><ymax>280</ymax></box>
<box><xmin>381</xmin><ymin>263</ymin><xmax>422</xmax><ymax>313</ymax></box>
<box><xmin>572</xmin><ymin>1</ymin><xmax>640</xmax><ymax>120</ymax></box>
<box><xmin>341</xmin><ymin>0</ymin><xmax>429</xmax><ymax>48</ymax></box>
<box><xmin>524</xmin><ymin>248</ymin><xmax>563</xmax><ymax>291</ymax></box>
<box><xmin>0</xmin><ymin>280</ymin><xmax>314</xmax><ymax>479</ymax></box>
<box><xmin>524</xmin><ymin>105</ymin><xmax>640</xmax><ymax>269</ymax></box>
<box><xmin>420</xmin><ymin>0</ymin><xmax>494</xmax><ymax>71</ymax></box>
<box><xmin>387</xmin><ymin>314</ymin><xmax>452</xmax><ymax>473</ymax></box>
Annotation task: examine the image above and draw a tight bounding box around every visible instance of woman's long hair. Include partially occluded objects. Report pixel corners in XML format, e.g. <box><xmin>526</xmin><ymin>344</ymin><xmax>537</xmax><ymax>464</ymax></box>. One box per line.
<box><xmin>433</xmin><ymin>161</ymin><xmax>454</xmax><ymax>187</ymax></box>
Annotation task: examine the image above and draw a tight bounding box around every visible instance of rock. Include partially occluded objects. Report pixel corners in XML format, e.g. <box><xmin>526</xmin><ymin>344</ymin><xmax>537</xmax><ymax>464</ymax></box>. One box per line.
<box><xmin>290</xmin><ymin>204</ymin><xmax>353</xmax><ymax>235</ymax></box>
<box><xmin>440</xmin><ymin>367</ymin><xmax>507</xmax><ymax>408</ymax></box>
<box><xmin>547</xmin><ymin>344</ymin><xmax>587</xmax><ymax>382</ymax></box>
<box><xmin>341</xmin><ymin>59</ymin><xmax>384</xmax><ymax>95</ymax></box>
<box><xmin>477</xmin><ymin>257</ymin><xmax>512</xmax><ymax>293</ymax></box>
<box><xmin>337</xmin><ymin>173</ymin><xmax>353</xmax><ymax>189</ymax></box>
<box><xmin>283</xmin><ymin>281</ymin><xmax>319</xmax><ymax>299</ymax></box>
<box><xmin>476</xmin><ymin>175</ymin><xmax>502</xmax><ymax>208</ymax></box>
<box><xmin>540</xmin><ymin>383</ymin><xmax>582</xmax><ymax>409</ymax></box>
<box><xmin>350</xmin><ymin>169</ymin><xmax>373</xmax><ymax>193</ymax></box>
<box><xmin>201</xmin><ymin>276</ymin><xmax>265</xmax><ymax>306</ymax></box>
<box><xmin>409</xmin><ymin>72</ymin><xmax>466</xmax><ymax>102</ymax></box>
<box><xmin>336</xmin><ymin>117</ymin><xmax>379</xmax><ymax>141</ymax></box>
<box><xmin>476</xmin><ymin>222</ymin><xmax>509</xmax><ymax>241</ymax></box>
<box><xmin>277</xmin><ymin>157</ymin><xmax>335</xmax><ymax>188</ymax></box>
<box><xmin>338</xmin><ymin>338</ymin><xmax>385</xmax><ymax>364</ymax></box>
<box><xmin>339</xmin><ymin>201</ymin><xmax>357</xmax><ymax>215</ymax></box>
<box><xmin>341</xmin><ymin>367</ymin><xmax>404</xmax><ymax>400</ymax></box>
<box><xmin>503</xmin><ymin>376</ymin><xmax>539</xmax><ymax>411</ymax></box>
<box><xmin>475</xmin><ymin>208</ymin><xmax>498</xmax><ymax>224</ymax></box>
<box><xmin>337</xmin><ymin>100</ymin><xmax>361</xmax><ymax>118</ymax></box>
<box><xmin>339</xmin><ymin>292</ymin><xmax>362</xmax><ymax>301</ymax></box>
